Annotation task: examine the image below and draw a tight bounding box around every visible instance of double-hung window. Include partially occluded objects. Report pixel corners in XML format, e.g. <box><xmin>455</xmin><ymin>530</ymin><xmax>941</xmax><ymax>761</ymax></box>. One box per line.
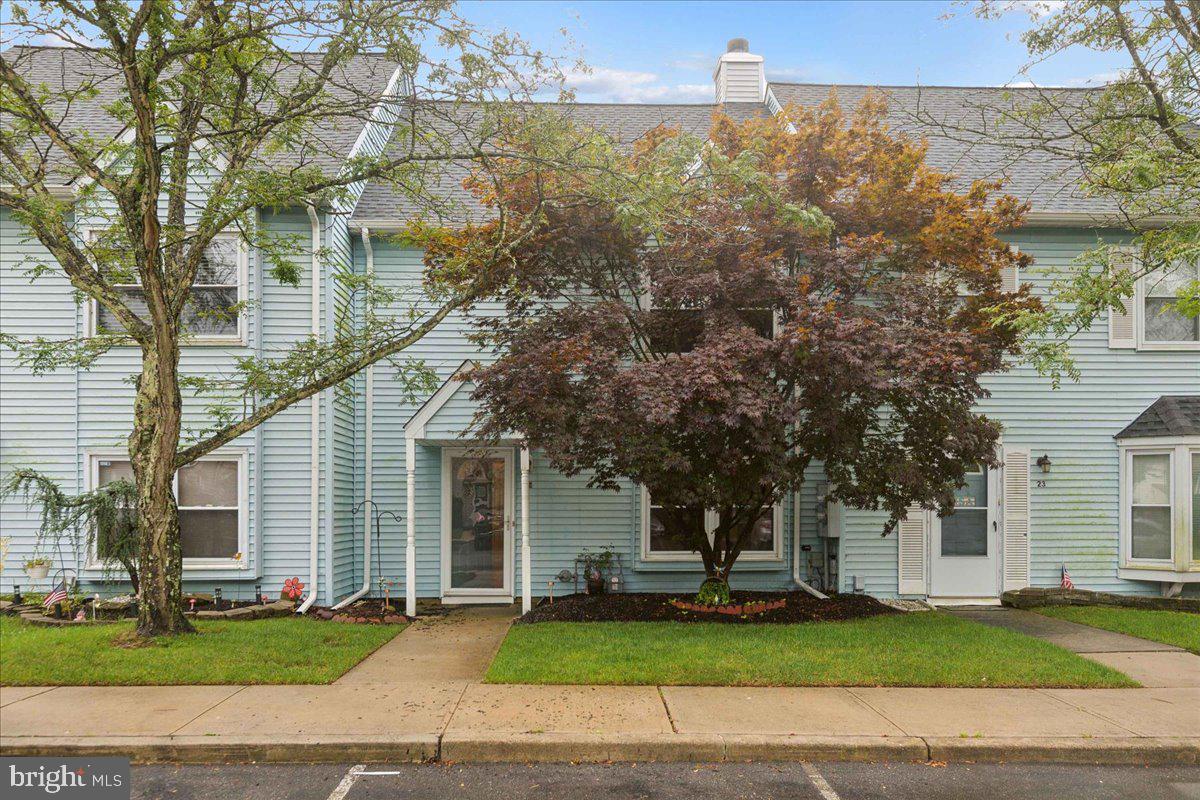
<box><xmin>88</xmin><ymin>450</ymin><xmax>248</xmax><ymax>569</ymax></box>
<box><xmin>641</xmin><ymin>488</ymin><xmax>782</xmax><ymax>561</ymax></box>
<box><xmin>1119</xmin><ymin>441</ymin><xmax>1200</xmax><ymax>574</ymax></box>
<box><xmin>1143</xmin><ymin>260</ymin><xmax>1199</xmax><ymax>346</ymax></box>
<box><xmin>88</xmin><ymin>232</ymin><xmax>246</xmax><ymax>343</ymax></box>
<box><xmin>1111</xmin><ymin>251</ymin><xmax>1199</xmax><ymax>350</ymax></box>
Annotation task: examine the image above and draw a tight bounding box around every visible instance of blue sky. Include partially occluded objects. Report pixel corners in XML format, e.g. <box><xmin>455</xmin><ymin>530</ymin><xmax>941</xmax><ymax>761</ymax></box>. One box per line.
<box><xmin>458</xmin><ymin>1</ymin><xmax>1127</xmax><ymax>103</ymax></box>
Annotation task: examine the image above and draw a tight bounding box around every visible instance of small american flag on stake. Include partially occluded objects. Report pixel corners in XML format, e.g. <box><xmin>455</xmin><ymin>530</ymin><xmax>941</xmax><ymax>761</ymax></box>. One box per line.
<box><xmin>1061</xmin><ymin>564</ymin><xmax>1074</xmax><ymax>590</ymax></box>
<box><xmin>43</xmin><ymin>581</ymin><xmax>68</xmax><ymax>608</ymax></box>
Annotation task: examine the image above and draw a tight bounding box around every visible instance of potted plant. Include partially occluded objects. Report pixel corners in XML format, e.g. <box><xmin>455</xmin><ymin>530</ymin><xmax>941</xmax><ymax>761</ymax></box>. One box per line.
<box><xmin>578</xmin><ymin>547</ymin><xmax>614</xmax><ymax>595</ymax></box>
<box><xmin>23</xmin><ymin>557</ymin><xmax>50</xmax><ymax>580</ymax></box>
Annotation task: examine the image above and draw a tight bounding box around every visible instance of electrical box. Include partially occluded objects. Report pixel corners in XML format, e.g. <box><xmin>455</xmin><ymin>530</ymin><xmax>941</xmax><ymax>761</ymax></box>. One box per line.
<box><xmin>815</xmin><ymin>483</ymin><xmax>843</xmax><ymax>539</ymax></box>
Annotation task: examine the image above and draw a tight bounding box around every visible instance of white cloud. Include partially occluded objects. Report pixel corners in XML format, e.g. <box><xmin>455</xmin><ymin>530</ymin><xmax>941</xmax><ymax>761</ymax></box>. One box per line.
<box><xmin>563</xmin><ymin>67</ymin><xmax>713</xmax><ymax>104</ymax></box>
<box><xmin>1007</xmin><ymin>0</ymin><xmax>1067</xmax><ymax>18</ymax></box>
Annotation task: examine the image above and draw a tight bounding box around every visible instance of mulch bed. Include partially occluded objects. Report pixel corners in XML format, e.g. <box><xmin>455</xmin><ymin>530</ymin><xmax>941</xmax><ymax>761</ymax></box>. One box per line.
<box><xmin>311</xmin><ymin>598</ymin><xmax>408</xmax><ymax>624</ymax></box>
<box><xmin>518</xmin><ymin>591</ymin><xmax>898</xmax><ymax>625</ymax></box>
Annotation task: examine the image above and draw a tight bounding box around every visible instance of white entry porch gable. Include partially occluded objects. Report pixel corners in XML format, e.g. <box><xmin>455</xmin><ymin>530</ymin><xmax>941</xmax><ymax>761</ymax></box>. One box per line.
<box><xmin>402</xmin><ymin>361</ymin><xmax>534</xmax><ymax>616</ymax></box>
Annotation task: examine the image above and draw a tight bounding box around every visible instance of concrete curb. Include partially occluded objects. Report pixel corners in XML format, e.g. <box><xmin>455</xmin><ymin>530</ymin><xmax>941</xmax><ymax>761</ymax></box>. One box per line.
<box><xmin>440</xmin><ymin>732</ymin><xmax>727</xmax><ymax>763</ymax></box>
<box><xmin>0</xmin><ymin>735</ymin><xmax>439</xmax><ymax>765</ymax></box>
<box><xmin>4</xmin><ymin>734</ymin><xmax>1198</xmax><ymax>765</ymax></box>
<box><xmin>723</xmin><ymin>735</ymin><xmax>929</xmax><ymax>763</ymax></box>
<box><xmin>925</xmin><ymin>736</ymin><xmax>1200</xmax><ymax>766</ymax></box>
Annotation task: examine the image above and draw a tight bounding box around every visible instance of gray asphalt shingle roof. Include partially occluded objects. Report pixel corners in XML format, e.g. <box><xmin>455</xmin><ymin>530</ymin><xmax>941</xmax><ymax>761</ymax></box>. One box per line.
<box><xmin>769</xmin><ymin>82</ymin><xmax>1113</xmax><ymax>216</ymax></box>
<box><xmin>350</xmin><ymin>101</ymin><xmax>762</xmax><ymax>225</ymax></box>
<box><xmin>4</xmin><ymin>46</ymin><xmax>1118</xmax><ymax>224</ymax></box>
<box><xmin>2</xmin><ymin>45</ymin><xmax>398</xmax><ymax>183</ymax></box>
<box><xmin>1115</xmin><ymin>396</ymin><xmax>1200</xmax><ymax>439</ymax></box>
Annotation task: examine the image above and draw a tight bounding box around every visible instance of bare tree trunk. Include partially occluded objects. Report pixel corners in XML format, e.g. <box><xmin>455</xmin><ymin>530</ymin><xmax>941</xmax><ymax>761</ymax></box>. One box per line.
<box><xmin>129</xmin><ymin>332</ymin><xmax>193</xmax><ymax>637</ymax></box>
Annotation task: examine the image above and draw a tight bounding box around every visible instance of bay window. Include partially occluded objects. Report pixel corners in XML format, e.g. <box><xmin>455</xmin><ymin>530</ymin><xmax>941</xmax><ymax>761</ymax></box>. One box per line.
<box><xmin>641</xmin><ymin>488</ymin><xmax>782</xmax><ymax>561</ymax></box>
<box><xmin>1119</xmin><ymin>440</ymin><xmax>1200</xmax><ymax>574</ymax></box>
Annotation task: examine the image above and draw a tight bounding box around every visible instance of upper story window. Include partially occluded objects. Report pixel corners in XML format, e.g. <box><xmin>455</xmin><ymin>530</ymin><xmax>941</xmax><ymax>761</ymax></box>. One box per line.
<box><xmin>89</xmin><ymin>450</ymin><xmax>247</xmax><ymax>569</ymax></box>
<box><xmin>1143</xmin><ymin>261</ymin><xmax>1199</xmax><ymax>345</ymax></box>
<box><xmin>641</xmin><ymin>488</ymin><xmax>782</xmax><ymax>561</ymax></box>
<box><xmin>88</xmin><ymin>232</ymin><xmax>246</xmax><ymax>343</ymax></box>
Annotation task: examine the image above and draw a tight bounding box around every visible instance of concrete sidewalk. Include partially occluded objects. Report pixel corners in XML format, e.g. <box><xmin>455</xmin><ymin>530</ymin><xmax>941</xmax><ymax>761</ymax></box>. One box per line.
<box><xmin>3</xmin><ymin>682</ymin><xmax>1197</xmax><ymax>765</ymax></box>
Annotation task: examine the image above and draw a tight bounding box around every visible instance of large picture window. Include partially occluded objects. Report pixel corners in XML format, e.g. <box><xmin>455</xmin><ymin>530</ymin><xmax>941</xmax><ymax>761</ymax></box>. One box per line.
<box><xmin>89</xmin><ymin>233</ymin><xmax>245</xmax><ymax>342</ymax></box>
<box><xmin>89</xmin><ymin>451</ymin><xmax>247</xmax><ymax>568</ymax></box>
<box><xmin>641</xmin><ymin>488</ymin><xmax>781</xmax><ymax>561</ymax></box>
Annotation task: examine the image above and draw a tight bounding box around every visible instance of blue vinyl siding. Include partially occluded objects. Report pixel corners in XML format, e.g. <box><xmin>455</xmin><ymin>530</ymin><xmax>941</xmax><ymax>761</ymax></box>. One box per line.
<box><xmin>836</xmin><ymin>227</ymin><xmax>1200</xmax><ymax>598</ymax></box>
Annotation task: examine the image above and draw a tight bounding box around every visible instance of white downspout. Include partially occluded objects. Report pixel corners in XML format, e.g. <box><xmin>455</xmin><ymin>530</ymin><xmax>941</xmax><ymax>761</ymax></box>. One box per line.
<box><xmin>298</xmin><ymin>203</ymin><xmax>322</xmax><ymax>614</ymax></box>
<box><xmin>332</xmin><ymin>227</ymin><xmax>375</xmax><ymax>610</ymax></box>
<box><xmin>792</xmin><ymin>484</ymin><xmax>828</xmax><ymax>600</ymax></box>
<box><xmin>520</xmin><ymin>446</ymin><xmax>531</xmax><ymax>614</ymax></box>
<box><xmin>405</xmin><ymin>437</ymin><xmax>417</xmax><ymax>617</ymax></box>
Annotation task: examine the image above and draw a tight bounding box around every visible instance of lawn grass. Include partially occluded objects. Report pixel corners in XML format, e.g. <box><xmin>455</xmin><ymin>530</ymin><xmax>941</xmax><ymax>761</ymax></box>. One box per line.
<box><xmin>1035</xmin><ymin>605</ymin><xmax>1200</xmax><ymax>655</ymax></box>
<box><xmin>0</xmin><ymin>616</ymin><xmax>404</xmax><ymax>686</ymax></box>
<box><xmin>484</xmin><ymin>612</ymin><xmax>1137</xmax><ymax>688</ymax></box>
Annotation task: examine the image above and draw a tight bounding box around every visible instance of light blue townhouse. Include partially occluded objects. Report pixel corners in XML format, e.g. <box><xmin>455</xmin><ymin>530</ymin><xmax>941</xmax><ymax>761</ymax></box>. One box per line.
<box><xmin>2</xmin><ymin>41</ymin><xmax>1197</xmax><ymax>616</ymax></box>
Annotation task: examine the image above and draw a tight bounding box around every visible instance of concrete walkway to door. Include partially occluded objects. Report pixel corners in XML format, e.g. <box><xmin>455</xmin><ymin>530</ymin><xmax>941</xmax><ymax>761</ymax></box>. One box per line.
<box><xmin>335</xmin><ymin>603</ymin><xmax>517</xmax><ymax>684</ymax></box>
<box><xmin>948</xmin><ymin>607</ymin><xmax>1200</xmax><ymax>688</ymax></box>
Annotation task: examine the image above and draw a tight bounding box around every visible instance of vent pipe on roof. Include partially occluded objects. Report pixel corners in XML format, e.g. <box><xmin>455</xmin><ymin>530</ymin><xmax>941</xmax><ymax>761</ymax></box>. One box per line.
<box><xmin>714</xmin><ymin>38</ymin><xmax>765</xmax><ymax>104</ymax></box>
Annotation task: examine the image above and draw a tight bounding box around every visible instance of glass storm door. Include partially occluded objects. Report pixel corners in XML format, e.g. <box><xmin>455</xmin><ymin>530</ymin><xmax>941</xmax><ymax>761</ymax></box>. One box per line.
<box><xmin>442</xmin><ymin>449</ymin><xmax>513</xmax><ymax>600</ymax></box>
<box><xmin>929</xmin><ymin>465</ymin><xmax>1001</xmax><ymax>598</ymax></box>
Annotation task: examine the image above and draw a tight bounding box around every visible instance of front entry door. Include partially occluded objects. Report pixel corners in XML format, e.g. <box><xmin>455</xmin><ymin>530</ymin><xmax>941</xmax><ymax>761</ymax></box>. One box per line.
<box><xmin>929</xmin><ymin>465</ymin><xmax>1001</xmax><ymax>599</ymax></box>
<box><xmin>441</xmin><ymin>448</ymin><xmax>514</xmax><ymax>602</ymax></box>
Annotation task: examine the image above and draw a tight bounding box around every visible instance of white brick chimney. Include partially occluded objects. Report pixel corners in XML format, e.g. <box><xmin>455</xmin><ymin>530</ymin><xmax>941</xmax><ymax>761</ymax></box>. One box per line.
<box><xmin>713</xmin><ymin>38</ymin><xmax>765</xmax><ymax>104</ymax></box>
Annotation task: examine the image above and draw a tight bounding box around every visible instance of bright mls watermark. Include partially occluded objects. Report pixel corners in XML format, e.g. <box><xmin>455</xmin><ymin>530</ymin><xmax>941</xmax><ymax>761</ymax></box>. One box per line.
<box><xmin>3</xmin><ymin>758</ymin><xmax>130</xmax><ymax>799</ymax></box>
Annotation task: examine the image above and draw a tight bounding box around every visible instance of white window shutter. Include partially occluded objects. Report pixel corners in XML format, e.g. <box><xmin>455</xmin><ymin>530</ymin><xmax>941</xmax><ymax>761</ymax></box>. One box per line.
<box><xmin>1002</xmin><ymin>448</ymin><xmax>1031</xmax><ymax>591</ymax></box>
<box><xmin>897</xmin><ymin>505</ymin><xmax>927</xmax><ymax>595</ymax></box>
<box><xmin>1000</xmin><ymin>245</ymin><xmax>1020</xmax><ymax>293</ymax></box>
<box><xmin>1108</xmin><ymin>246</ymin><xmax>1137</xmax><ymax>349</ymax></box>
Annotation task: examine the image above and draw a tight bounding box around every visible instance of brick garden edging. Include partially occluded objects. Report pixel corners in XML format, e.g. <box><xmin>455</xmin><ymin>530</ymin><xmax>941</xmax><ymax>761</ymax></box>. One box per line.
<box><xmin>0</xmin><ymin>598</ymin><xmax>298</xmax><ymax>626</ymax></box>
<box><xmin>668</xmin><ymin>598</ymin><xmax>787</xmax><ymax>616</ymax></box>
<box><xmin>1002</xmin><ymin>587</ymin><xmax>1200</xmax><ymax>613</ymax></box>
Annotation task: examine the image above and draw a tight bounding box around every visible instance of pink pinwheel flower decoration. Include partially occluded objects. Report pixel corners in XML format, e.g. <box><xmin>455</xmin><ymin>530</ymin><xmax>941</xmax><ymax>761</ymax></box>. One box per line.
<box><xmin>283</xmin><ymin>577</ymin><xmax>305</xmax><ymax>600</ymax></box>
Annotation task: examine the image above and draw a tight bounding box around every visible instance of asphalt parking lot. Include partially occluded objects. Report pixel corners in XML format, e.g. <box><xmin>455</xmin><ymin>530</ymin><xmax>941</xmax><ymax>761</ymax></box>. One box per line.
<box><xmin>131</xmin><ymin>761</ymin><xmax>1200</xmax><ymax>800</ymax></box>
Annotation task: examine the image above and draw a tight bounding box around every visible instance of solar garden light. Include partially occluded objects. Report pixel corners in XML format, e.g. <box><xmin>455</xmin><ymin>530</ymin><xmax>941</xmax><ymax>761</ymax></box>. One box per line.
<box><xmin>12</xmin><ymin>585</ymin><xmax>20</xmax><ymax>605</ymax></box>
<box><xmin>214</xmin><ymin>587</ymin><xmax>223</xmax><ymax>610</ymax></box>
<box><xmin>255</xmin><ymin>584</ymin><xmax>262</xmax><ymax>604</ymax></box>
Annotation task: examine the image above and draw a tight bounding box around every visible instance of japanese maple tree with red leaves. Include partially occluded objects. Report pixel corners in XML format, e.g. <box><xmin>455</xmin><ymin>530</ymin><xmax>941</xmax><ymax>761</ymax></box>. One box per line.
<box><xmin>428</xmin><ymin>95</ymin><xmax>1041</xmax><ymax>602</ymax></box>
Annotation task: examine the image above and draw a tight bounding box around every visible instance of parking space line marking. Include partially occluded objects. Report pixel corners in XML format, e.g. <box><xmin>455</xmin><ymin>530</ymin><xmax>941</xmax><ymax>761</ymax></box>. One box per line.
<box><xmin>326</xmin><ymin>764</ymin><xmax>365</xmax><ymax>800</ymax></box>
<box><xmin>801</xmin><ymin>762</ymin><xmax>842</xmax><ymax>800</ymax></box>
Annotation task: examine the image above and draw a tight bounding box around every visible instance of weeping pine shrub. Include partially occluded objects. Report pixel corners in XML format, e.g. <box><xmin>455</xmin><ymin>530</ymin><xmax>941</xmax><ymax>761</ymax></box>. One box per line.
<box><xmin>3</xmin><ymin>469</ymin><xmax>140</xmax><ymax>593</ymax></box>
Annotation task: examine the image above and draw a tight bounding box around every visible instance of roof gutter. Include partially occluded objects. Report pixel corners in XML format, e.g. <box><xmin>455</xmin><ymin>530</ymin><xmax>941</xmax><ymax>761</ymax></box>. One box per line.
<box><xmin>1021</xmin><ymin>210</ymin><xmax>1180</xmax><ymax>229</ymax></box>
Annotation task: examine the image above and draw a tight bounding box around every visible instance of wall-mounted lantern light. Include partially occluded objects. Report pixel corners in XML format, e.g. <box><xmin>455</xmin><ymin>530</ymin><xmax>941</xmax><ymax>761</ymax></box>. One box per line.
<box><xmin>1036</xmin><ymin>454</ymin><xmax>1052</xmax><ymax>474</ymax></box>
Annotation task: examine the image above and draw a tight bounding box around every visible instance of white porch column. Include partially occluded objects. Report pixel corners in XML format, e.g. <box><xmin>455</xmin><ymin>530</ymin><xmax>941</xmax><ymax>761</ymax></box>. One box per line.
<box><xmin>520</xmin><ymin>446</ymin><xmax>531</xmax><ymax>614</ymax></box>
<box><xmin>405</xmin><ymin>437</ymin><xmax>417</xmax><ymax>617</ymax></box>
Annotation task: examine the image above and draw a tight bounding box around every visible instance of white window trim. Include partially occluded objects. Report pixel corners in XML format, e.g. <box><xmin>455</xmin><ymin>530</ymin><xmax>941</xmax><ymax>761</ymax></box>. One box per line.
<box><xmin>639</xmin><ymin>486</ymin><xmax>784</xmax><ymax>562</ymax></box>
<box><xmin>83</xmin><ymin>448</ymin><xmax>250</xmax><ymax>571</ymax></box>
<box><xmin>1118</xmin><ymin>437</ymin><xmax>1200</xmax><ymax>574</ymax></box>
<box><xmin>82</xmin><ymin>229</ymin><xmax>249</xmax><ymax>346</ymax></box>
<box><xmin>1135</xmin><ymin>269</ymin><xmax>1200</xmax><ymax>352</ymax></box>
